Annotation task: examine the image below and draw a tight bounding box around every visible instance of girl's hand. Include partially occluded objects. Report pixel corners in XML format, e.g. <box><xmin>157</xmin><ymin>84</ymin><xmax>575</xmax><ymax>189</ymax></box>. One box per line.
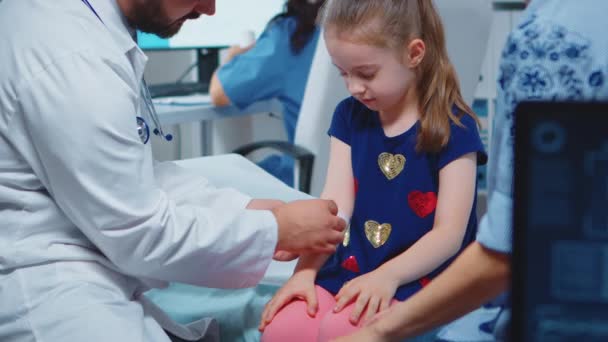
<box><xmin>333</xmin><ymin>268</ymin><xmax>400</xmax><ymax>325</ymax></box>
<box><xmin>258</xmin><ymin>270</ymin><xmax>318</xmax><ymax>332</ymax></box>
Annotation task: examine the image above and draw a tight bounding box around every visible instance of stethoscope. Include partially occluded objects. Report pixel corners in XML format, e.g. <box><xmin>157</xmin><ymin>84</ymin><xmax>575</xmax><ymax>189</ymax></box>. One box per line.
<box><xmin>141</xmin><ymin>78</ymin><xmax>173</xmax><ymax>142</ymax></box>
<box><xmin>80</xmin><ymin>0</ymin><xmax>173</xmax><ymax>144</ymax></box>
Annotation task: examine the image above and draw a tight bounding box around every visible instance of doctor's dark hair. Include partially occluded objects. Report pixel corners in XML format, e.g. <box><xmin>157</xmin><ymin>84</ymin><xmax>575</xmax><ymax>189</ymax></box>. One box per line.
<box><xmin>271</xmin><ymin>0</ymin><xmax>326</xmax><ymax>54</ymax></box>
<box><xmin>319</xmin><ymin>0</ymin><xmax>480</xmax><ymax>153</ymax></box>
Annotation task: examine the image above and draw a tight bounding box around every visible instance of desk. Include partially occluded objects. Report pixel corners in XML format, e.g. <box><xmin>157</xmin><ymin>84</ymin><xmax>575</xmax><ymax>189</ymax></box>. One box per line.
<box><xmin>155</xmin><ymin>98</ymin><xmax>282</xmax><ymax>156</ymax></box>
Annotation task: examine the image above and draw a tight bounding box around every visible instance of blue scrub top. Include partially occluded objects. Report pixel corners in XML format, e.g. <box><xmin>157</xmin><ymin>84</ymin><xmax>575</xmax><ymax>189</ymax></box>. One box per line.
<box><xmin>316</xmin><ymin>97</ymin><xmax>487</xmax><ymax>301</ymax></box>
<box><xmin>217</xmin><ymin>16</ymin><xmax>319</xmax><ymax>186</ymax></box>
<box><xmin>218</xmin><ymin>16</ymin><xmax>320</xmax><ymax>143</ymax></box>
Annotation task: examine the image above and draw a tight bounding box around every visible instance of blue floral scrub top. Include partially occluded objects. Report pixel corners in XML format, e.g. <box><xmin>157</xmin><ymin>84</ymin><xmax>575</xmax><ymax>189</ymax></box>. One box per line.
<box><xmin>477</xmin><ymin>0</ymin><xmax>608</xmax><ymax>254</ymax></box>
<box><xmin>316</xmin><ymin>97</ymin><xmax>487</xmax><ymax>301</ymax></box>
<box><xmin>217</xmin><ymin>17</ymin><xmax>320</xmax><ymax>186</ymax></box>
<box><xmin>473</xmin><ymin>1</ymin><xmax>608</xmax><ymax>338</ymax></box>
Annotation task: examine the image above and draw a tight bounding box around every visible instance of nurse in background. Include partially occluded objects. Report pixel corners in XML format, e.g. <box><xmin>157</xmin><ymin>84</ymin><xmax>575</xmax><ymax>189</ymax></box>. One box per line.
<box><xmin>210</xmin><ymin>0</ymin><xmax>325</xmax><ymax>187</ymax></box>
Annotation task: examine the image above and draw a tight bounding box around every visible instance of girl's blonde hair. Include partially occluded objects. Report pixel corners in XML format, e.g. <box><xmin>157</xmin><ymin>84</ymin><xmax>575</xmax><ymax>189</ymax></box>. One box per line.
<box><xmin>319</xmin><ymin>0</ymin><xmax>480</xmax><ymax>153</ymax></box>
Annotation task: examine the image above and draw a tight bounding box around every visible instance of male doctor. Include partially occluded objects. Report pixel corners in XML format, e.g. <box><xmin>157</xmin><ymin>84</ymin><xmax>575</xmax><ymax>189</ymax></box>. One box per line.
<box><xmin>0</xmin><ymin>0</ymin><xmax>346</xmax><ymax>341</ymax></box>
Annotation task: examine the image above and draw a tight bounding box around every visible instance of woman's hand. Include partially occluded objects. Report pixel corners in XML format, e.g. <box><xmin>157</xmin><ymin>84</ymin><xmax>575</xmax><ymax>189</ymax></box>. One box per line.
<box><xmin>330</xmin><ymin>307</ymin><xmax>396</xmax><ymax>341</ymax></box>
<box><xmin>333</xmin><ymin>268</ymin><xmax>400</xmax><ymax>325</ymax></box>
<box><xmin>259</xmin><ymin>269</ymin><xmax>318</xmax><ymax>332</ymax></box>
<box><xmin>329</xmin><ymin>323</ymin><xmax>392</xmax><ymax>342</ymax></box>
<box><xmin>224</xmin><ymin>43</ymin><xmax>255</xmax><ymax>63</ymax></box>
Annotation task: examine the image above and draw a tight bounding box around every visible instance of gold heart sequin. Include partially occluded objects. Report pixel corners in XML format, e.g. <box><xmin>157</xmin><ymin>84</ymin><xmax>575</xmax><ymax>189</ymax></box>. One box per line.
<box><xmin>364</xmin><ymin>220</ymin><xmax>392</xmax><ymax>248</ymax></box>
<box><xmin>378</xmin><ymin>153</ymin><xmax>406</xmax><ymax>180</ymax></box>
<box><xmin>343</xmin><ymin>224</ymin><xmax>351</xmax><ymax>247</ymax></box>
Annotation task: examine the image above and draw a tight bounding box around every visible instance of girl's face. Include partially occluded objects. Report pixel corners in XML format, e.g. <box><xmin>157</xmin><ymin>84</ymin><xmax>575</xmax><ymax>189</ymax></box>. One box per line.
<box><xmin>324</xmin><ymin>28</ymin><xmax>419</xmax><ymax>113</ymax></box>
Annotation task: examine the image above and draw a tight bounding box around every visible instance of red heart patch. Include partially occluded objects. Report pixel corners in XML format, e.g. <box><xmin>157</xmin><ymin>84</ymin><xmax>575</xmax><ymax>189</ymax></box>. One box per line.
<box><xmin>354</xmin><ymin>178</ymin><xmax>359</xmax><ymax>194</ymax></box>
<box><xmin>408</xmin><ymin>191</ymin><xmax>437</xmax><ymax>218</ymax></box>
<box><xmin>341</xmin><ymin>256</ymin><xmax>360</xmax><ymax>273</ymax></box>
<box><xmin>419</xmin><ymin>276</ymin><xmax>432</xmax><ymax>287</ymax></box>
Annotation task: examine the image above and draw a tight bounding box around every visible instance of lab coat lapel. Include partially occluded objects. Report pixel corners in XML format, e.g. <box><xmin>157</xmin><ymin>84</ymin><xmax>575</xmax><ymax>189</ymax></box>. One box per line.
<box><xmin>86</xmin><ymin>0</ymin><xmax>148</xmax><ymax>82</ymax></box>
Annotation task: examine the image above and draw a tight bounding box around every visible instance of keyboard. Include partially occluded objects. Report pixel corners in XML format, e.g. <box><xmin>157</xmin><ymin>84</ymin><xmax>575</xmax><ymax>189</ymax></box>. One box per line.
<box><xmin>148</xmin><ymin>82</ymin><xmax>209</xmax><ymax>98</ymax></box>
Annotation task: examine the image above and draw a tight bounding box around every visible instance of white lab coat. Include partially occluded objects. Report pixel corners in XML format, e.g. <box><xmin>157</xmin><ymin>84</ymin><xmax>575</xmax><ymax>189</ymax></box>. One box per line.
<box><xmin>0</xmin><ymin>0</ymin><xmax>278</xmax><ymax>340</ymax></box>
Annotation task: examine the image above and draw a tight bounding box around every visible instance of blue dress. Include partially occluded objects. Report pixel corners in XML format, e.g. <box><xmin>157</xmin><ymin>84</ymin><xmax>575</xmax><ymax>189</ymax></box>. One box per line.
<box><xmin>217</xmin><ymin>16</ymin><xmax>320</xmax><ymax>187</ymax></box>
<box><xmin>316</xmin><ymin>97</ymin><xmax>487</xmax><ymax>301</ymax></box>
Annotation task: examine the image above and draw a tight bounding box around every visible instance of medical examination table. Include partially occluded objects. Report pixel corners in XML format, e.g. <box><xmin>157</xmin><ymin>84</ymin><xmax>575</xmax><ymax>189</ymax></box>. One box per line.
<box><xmin>145</xmin><ymin>154</ymin><xmax>309</xmax><ymax>342</ymax></box>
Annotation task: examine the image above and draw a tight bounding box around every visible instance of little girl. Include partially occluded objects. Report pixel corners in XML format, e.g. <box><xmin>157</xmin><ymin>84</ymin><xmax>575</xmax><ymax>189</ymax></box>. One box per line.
<box><xmin>260</xmin><ymin>0</ymin><xmax>487</xmax><ymax>340</ymax></box>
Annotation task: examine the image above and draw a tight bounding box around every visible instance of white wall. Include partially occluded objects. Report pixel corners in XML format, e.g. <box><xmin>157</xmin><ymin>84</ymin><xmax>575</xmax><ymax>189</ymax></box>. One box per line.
<box><xmin>473</xmin><ymin>2</ymin><xmax>525</xmax><ymax>218</ymax></box>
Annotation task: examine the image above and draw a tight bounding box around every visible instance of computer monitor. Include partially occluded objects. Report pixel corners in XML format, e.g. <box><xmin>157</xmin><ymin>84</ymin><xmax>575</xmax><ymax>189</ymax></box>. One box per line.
<box><xmin>138</xmin><ymin>0</ymin><xmax>285</xmax><ymax>50</ymax></box>
<box><xmin>512</xmin><ymin>101</ymin><xmax>608</xmax><ymax>341</ymax></box>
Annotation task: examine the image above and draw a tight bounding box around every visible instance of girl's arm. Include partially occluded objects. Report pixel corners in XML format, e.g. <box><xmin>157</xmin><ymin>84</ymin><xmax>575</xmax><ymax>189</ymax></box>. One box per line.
<box><xmin>258</xmin><ymin>137</ymin><xmax>355</xmax><ymax>330</ymax></box>
<box><xmin>377</xmin><ymin>152</ymin><xmax>478</xmax><ymax>285</ymax></box>
<box><xmin>209</xmin><ymin>44</ymin><xmax>255</xmax><ymax>106</ymax></box>
<box><xmin>295</xmin><ymin>136</ymin><xmax>356</xmax><ymax>273</ymax></box>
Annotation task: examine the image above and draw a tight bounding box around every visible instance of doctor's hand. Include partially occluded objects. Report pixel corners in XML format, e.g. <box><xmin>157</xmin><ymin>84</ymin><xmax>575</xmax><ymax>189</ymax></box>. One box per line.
<box><xmin>272</xmin><ymin>199</ymin><xmax>346</xmax><ymax>255</ymax></box>
<box><xmin>246</xmin><ymin>199</ymin><xmax>285</xmax><ymax>210</ymax></box>
<box><xmin>272</xmin><ymin>250</ymin><xmax>299</xmax><ymax>262</ymax></box>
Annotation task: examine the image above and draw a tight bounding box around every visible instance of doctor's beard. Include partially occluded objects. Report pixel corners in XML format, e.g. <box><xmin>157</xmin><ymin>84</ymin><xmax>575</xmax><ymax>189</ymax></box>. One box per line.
<box><xmin>126</xmin><ymin>0</ymin><xmax>201</xmax><ymax>39</ymax></box>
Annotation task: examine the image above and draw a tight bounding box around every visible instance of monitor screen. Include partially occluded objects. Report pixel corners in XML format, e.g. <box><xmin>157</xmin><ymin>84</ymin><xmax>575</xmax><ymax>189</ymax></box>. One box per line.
<box><xmin>512</xmin><ymin>102</ymin><xmax>608</xmax><ymax>341</ymax></box>
<box><xmin>138</xmin><ymin>0</ymin><xmax>285</xmax><ymax>50</ymax></box>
